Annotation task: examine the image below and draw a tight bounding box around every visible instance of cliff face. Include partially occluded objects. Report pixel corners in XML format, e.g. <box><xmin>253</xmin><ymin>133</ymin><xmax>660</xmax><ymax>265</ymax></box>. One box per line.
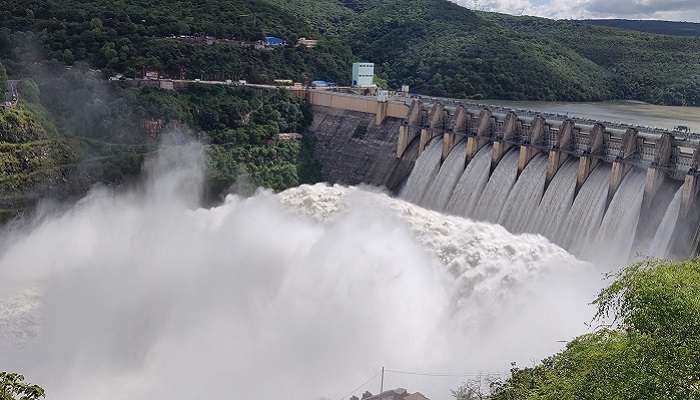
<box><xmin>305</xmin><ymin>106</ymin><xmax>418</xmax><ymax>193</ymax></box>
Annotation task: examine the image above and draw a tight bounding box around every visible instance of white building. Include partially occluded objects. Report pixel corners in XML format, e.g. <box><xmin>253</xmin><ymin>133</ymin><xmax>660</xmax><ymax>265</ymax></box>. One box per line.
<box><xmin>352</xmin><ymin>62</ymin><xmax>375</xmax><ymax>87</ymax></box>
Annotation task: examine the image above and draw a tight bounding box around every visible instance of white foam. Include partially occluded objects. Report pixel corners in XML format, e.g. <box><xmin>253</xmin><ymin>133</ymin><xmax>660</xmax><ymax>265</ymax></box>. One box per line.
<box><xmin>0</xmin><ymin>146</ymin><xmax>596</xmax><ymax>400</ymax></box>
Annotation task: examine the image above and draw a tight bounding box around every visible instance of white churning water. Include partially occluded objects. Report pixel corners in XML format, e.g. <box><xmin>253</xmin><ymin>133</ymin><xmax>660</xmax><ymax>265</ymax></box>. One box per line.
<box><xmin>445</xmin><ymin>145</ymin><xmax>492</xmax><ymax>217</ymax></box>
<box><xmin>530</xmin><ymin>159</ymin><xmax>578</xmax><ymax>247</ymax></box>
<box><xmin>422</xmin><ymin>140</ymin><xmax>467</xmax><ymax>211</ymax></box>
<box><xmin>400</xmin><ymin>138</ymin><xmax>444</xmax><ymax>204</ymax></box>
<box><xmin>402</xmin><ymin>144</ymin><xmax>686</xmax><ymax>261</ymax></box>
<box><xmin>0</xmin><ymin>144</ymin><xmax>598</xmax><ymax>400</ymax></box>
<box><xmin>497</xmin><ymin>155</ymin><xmax>548</xmax><ymax>234</ymax></box>
<box><xmin>472</xmin><ymin>149</ymin><xmax>520</xmax><ymax>223</ymax></box>
<box><xmin>558</xmin><ymin>165</ymin><xmax>610</xmax><ymax>255</ymax></box>
<box><xmin>595</xmin><ymin>170</ymin><xmax>646</xmax><ymax>264</ymax></box>
<box><xmin>649</xmin><ymin>187</ymin><xmax>683</xmax><ymax>258</ymax></box>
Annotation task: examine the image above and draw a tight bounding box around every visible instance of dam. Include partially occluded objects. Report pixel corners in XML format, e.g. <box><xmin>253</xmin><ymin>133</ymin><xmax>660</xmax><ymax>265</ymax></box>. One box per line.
<box><xmin>304</xmin><ymin>90</ymin><xmax>700</xmax><ymax>261</ymax></box>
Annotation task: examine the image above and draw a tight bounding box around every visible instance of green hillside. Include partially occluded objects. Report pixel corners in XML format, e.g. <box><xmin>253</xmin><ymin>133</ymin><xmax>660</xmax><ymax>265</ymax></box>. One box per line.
<box><xmin>0</xmin><ymin>62</ymin><xmax>318</xmax><ymax>220</ymax></box>
<box><xmin>585</xmin><ymin>19</ymin><xmax>700</xmax><ymax>37</ymax></box>
<box><xmin>483</xmin><ymin>13</ymin><xmax>700</xmax><ymax>106</ymax></box>
<box><xmin>340</xmin><ymin>1</ymin><xmax>614</xmax><ymax>101</ymax></box>
<box><xmin>2</xmin><ymin>0</ymin><xmax>700</xmax><ymax>105</ymax></box>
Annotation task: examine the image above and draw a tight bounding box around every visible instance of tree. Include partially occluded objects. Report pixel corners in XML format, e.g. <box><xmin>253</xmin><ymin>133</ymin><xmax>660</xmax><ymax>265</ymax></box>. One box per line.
<box><xmin>453</xmin><ymin>380</ymin><xmax>489</xmax><ymax>400</ymax></box>
<box><xmin>63</xmin><ymin>49</ymin><xmax>74</xmax><ymax>65</ymax></box>
<box><xmin>488</xmin><ymin>259</ymin><xmax>700</xmax><ymax>400</ymax></box>
<box><xmin>0</xmin><ymin>372</ymin><xmax>45</xmax><ymax>400</ymax></box>
<box><xmin>0</xmin><ymin>62</ymin><xmax>6</xmax><ymax>97</ymax></box>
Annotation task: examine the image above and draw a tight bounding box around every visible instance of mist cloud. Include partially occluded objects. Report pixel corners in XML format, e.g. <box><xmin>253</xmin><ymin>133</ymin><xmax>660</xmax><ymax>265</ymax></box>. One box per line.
<box><xmin>0</xmin><ymin>142</ymin><xmax>602</xmax><ymax>400</ymax></box>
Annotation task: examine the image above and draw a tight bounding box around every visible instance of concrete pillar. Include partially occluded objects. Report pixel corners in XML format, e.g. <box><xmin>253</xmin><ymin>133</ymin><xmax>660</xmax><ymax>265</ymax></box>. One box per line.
<box><xmin>396</xmin><ymin>100</ymin><xmax>423</xmax><ymax>158</ymax></box>
<box><xmin>665</xmin><ymin>176</ymin><xmax>700</xmax><ymax>258</ymax></box>
<box><xmin>682</xmin><ymin>174</ymin><xmax>699</xmax><ymax>217</ymax></box>
<box><xmin>397</xmin><ymin>124</ymin><xmax>412</xmax><ymax>158</ymax></box>
<box><xmin>575</xmin><ymin>123</ymin><xmax>605</xmax><ymax>195</ymax></box>
<box><xmin>418</xmin><ymin>102</ymin><xmax>445</xmax><ymax>156</ymax></box>
<box><xmin>491</xmin><ymin>111</ymin><xmax>520</xmax><ymax>172</ymax></box>
<box><xmin>428</xmin><ymin>102</ymin><xmax>445</xmax><ymax>129</ymax></box>
<box><xmin>641</xmin><ymin>132</ymin><xmax>673</xmax><ymax>212</ymax></box>
<box><xmin>643</xmin><ymin>167</ymin><xmax>665</xmax><ymax>205</ymax></box>
<box><xmin>607</xmin><ymin>128</ymin><xmax>638</xmax><ymax>207</ymax></box>
<box><xmin>681</xmin><ymin>145</ymin><xmax>700</xmax><ymax>217</ymax></box>
<box><xmin>519</xmin><ymin>115</ymin><xmax>547</xmax><ymax>175</ymax></box>
<box><xmin>545</xmin><ymin>119</ymin><xmax>574</xmax><ymax>186</ymax></box>
<box><xmin>491</xmin><ymin>142</ymin><xmax>510</xmax><ymax>169</ymax></box>
<box><xmin>443</xmin><ymin>105</ymin><xmax>468</xmax><ymax>162</ymax></box>
<box><xmin>419</xmin><ymin>128</ymin><xmax>431</xmax><ymax>154</ymax></box>
<box><xmin>631</xmin><ymin>132</ymin><xmax>676</xmax><ymax>254</ymax></box>
<box><xmin>466</xmin><ymin>108</ymin><xmax>494</xmax><ymax>164</ymax></box>
<box><xmin>442</xmin><ymin>132</ymin><xmax>456</xmax><ymax>163</ymax></box>
<box><xmin>667</xmin><ymin>146</ymin><xmax>700</xmax><ymax>257</ymax></box>
<box><xmin>375</xmin><ymin>101</ymin><xmax>388</xmax><ymax>125</ymax></box>
<box><xmin>608</xmin><ymin>162</ymin><xmax>626</xmax><ymax>204</ymax></box>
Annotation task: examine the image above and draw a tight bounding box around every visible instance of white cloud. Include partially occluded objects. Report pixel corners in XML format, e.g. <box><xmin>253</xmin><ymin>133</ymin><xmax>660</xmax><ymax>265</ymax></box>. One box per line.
<box><xmin>451</xmin><ymin>0</ymin><xmax>700</xmax><ymax>22</ymax></box>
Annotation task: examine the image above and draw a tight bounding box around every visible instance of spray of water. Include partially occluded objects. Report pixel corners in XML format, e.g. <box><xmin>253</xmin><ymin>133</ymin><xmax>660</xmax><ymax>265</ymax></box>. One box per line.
<box><xmin>421</xmin><ymin>140</ymin><xmax>467</xmax><ymax>211</ymax></box>
<box><xmin>472</xmin><ymin>149</ymin><xmax>519</xmax><ymax>223</ymax></box>
<box><xmin>404</xmin><ymin>143</ymin><xmax>685</xmax><ymax>263</ymax></box>
<box><xmin>530</xmin><ymin>159</ymin><xmax>578</xmax><ymax>246</ymax></box>
<box><xmin>497</xmin><ymin>155</ymin><xmax>548</xmax><ymax>234</ymax></box>
<box><xmin>594</xmin><ymin>170</ymin><xmax>646</xmax><ymax>264</ymax></box>
<box><xmin>400</xmin><ymin>139</ymin><xmax>444</xmax><ymax>204</ymax></box>
<box><xmin>0</xmin><ymin>142</ymin><xmax>600</xmax><ymax>400</ymax></box>
<box><xmin>559</xmin><ymin>165</ymin><xmax>610</xmax><ymax>255</ymax></box>
<box><xmin>445</xmin><ymin>145</ymin><xmax>492</xmax><ymax>217</ymax></box>
<box><xmin>649</xmin><ymin>187</ymin><xmax>683</xmax><ymax>258</ymax></box>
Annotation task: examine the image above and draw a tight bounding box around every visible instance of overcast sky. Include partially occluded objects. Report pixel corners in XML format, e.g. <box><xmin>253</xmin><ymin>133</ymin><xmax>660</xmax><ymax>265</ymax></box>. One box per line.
<box><xmin>450</xmin><ymin>0</ymin><xmax>700</xmax><ymax>22</ymax></box>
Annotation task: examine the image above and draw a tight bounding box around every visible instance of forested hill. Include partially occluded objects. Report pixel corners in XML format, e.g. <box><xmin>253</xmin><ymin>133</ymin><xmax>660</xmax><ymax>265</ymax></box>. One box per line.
<box><xmin>585</xmin><ymin>19</ymin><xmax>700</xmax><ymax>37</ymax></box>
<box><xmin>2</xmin><ymin>0</ymin><xmax>700</xmax><ymax>105</ymax></box>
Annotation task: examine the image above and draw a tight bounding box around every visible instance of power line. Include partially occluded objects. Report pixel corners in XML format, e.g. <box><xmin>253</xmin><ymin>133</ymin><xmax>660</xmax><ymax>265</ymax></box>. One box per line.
<box><xmin>332</xmin><ymin>368</ymin><xmax>508</xmax><ymax>400</ymax></box>
<box><xmin>335</xmin><ymin>370</ymin><xmax>382</xmax><ymax>400</ymax></box>
<box><xmin>384</xmin><ymin>369</ymin><xmax>506</xmax><ymax>378</ymax></box>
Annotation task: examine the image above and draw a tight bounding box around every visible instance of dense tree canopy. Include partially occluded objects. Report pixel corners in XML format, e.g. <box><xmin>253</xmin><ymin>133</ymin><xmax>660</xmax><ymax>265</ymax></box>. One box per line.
<box><xmin>0</xmin><ymin>62</ymin><xmax>6</xmax><ymax>97</ymax></box>
<box><xmin>0</xmin><ymin>66</ymin><xmax>316</xmax><ymax>215</ymax></box>
<box><xmin>2</xmin><ymin>0</ymin><xmax>700</xmax><ymax>105</ymax></box>
<box><xmin>479</xmin><ymin>259</ymin><xmax>700</xmax><ymax>400</ymax></box>
<box><xmin>585</xmin><ymin>19</ymin><xmax>700</xmax><ymax>37</ymax></box>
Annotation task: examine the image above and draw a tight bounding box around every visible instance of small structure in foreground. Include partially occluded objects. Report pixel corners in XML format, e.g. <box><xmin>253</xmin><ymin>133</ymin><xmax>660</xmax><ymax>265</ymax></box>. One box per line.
<box><xmin>355</xmin><ymin>388</ymin><xmax>430</xmax><ymax>400</ymax></box>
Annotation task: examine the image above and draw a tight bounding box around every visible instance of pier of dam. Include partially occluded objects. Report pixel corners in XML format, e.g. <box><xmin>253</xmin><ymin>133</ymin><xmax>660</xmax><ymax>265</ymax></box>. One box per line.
<box><xmin>303</xmin><ymin>90</ymin><xmax>700</xmax><ymax>259</ymax></box>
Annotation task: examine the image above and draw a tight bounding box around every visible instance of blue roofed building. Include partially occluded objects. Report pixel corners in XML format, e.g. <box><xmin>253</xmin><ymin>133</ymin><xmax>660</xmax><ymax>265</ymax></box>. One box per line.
<box><xmin>311</xmin><ymin>80</ymin><xmax>337</xmax><ymax>88</ymax></box>
<box><xmin>264</xmin><ymin>36</ymin><xmax>287</xmax><ymax>46</ymax></box>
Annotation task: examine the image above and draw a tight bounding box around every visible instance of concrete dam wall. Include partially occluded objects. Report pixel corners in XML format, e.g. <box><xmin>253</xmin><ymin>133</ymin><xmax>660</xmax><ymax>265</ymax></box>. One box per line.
<box><xmin>307</xmin><ymin>106</ymin><xmax>417</xmax><ymax>192</ymax></box>
<box><xmin>306</xmin><ymin>97</ymin><xmax>700</xmax><ymax>260</ymax></box>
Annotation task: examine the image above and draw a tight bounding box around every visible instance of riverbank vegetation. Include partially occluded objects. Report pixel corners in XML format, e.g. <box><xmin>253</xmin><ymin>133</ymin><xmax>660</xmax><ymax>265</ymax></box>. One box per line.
<box><xmin>455</xmin><ymin>258</ymin><xmax>700</xmax><ymax>400</ymax></box>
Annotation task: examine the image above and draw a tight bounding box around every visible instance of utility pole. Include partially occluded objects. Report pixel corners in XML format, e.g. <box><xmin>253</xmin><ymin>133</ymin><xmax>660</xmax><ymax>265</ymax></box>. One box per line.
<box><xmin>380</xmin><ymin>367</ymin><xmax>384</xmax><ymax>394</ymax></box>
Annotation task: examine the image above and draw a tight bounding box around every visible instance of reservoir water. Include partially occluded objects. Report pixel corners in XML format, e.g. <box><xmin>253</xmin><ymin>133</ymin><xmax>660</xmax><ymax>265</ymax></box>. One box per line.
<box><xmin>479</xmin><ymin>100</ymin><xmax>700</xmax><ymax>133</ymax></box>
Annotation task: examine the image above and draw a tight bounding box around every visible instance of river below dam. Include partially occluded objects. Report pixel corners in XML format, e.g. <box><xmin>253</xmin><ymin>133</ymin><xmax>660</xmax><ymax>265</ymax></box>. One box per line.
<box><xmin>479</xmin><ymin>100</ymin><xmax>700</xmax><ymax>132</ymax></box>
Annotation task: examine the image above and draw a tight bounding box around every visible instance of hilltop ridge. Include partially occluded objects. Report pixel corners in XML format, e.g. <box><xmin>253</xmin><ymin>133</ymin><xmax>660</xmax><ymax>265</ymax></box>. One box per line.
<box><xmin>2</xmin><ymin>0</ymin><xmax>700</xmax><ymax>105</ymax></box>
<box><xmin>585</xmin><ymin>19</ymin><xmax>700</xmax><ymax>37</ymax></box>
